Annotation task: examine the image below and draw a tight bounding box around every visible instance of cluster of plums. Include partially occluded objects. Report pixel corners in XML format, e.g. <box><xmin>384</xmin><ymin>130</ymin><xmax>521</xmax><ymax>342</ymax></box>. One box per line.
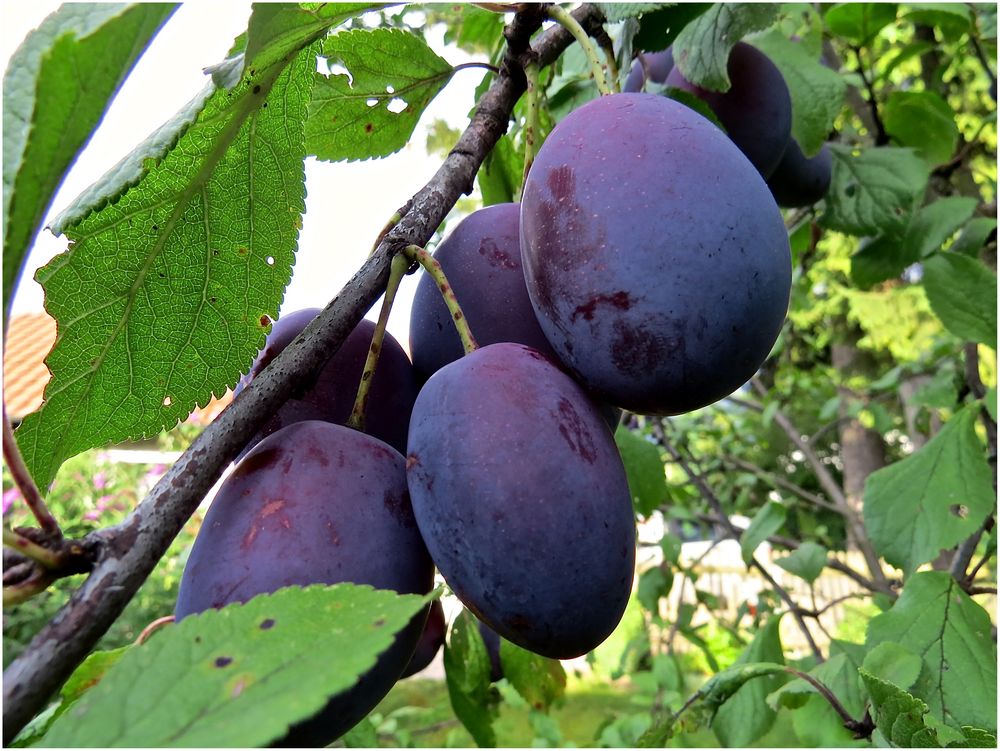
<box><xmin>175</xmin><ymin>39</ymin><xmax>801</xmax><ymax>746</ymax></box>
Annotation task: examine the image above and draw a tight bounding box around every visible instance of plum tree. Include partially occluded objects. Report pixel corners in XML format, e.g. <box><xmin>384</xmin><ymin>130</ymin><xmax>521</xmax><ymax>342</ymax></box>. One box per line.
<box><xmin>401</xmin><ymin>599</ymin><xmax>446</xmax><ymax>678</ymax></box>
<box><xmin>237</xmin><ymin>309</ymin><xmax>419</xmax><ymax>454</ymax></box>
<box><xmin>665</xmin><ymin>42</ymin><xmax>792</xmax><ymax>178</ymax></box>
<box><xmin>623</xmin><ymin>49</ymin><xmax>674</xmax><ymax>92</ymax></box>
<box><xmin>520</xmin><ymin>93</ymin><xmax>791</xmax><ymax>415</ymax></box>
<box><xmin>409</xmin><ymin>203</ymin><xmax>557</xmax><ymax>380</ymax></box>
<box><xmin>766</xmin><ymin>140</ymin><xmax>833</xmax><ymax>208</ymax></box>
<box><xmin>406</xmin><ymin>343</ymin><xmax>635</xmax><ymax>660</ymax></box>
<box><xmin>175</xmin><ymin>421</ymin><xmax>433</xmax><ymax>745</ymax></box>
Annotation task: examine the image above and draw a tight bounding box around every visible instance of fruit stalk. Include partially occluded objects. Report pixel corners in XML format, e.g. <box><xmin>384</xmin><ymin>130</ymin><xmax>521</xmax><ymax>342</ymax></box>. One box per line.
<box><xmin>522</xmin><ymin>61</ymin><xmax>541</xmax><ymax>191</ymax></box>
<box><xmin>547</xmin><ymin>5</ymin><xmax>612</xmax><ymax>96</ymax></box>
<box><xmin>348</xmin><ymin>253</ymin><xmax>410</xmax><ymax>431</ymax></box>
<box><xmin>405</xmin><ymin>245</ymin><xmax>479</xmax><ymax>355</ymax></box>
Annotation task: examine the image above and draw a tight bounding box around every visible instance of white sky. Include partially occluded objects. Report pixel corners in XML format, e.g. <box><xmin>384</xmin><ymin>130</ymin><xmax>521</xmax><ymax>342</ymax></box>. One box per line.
<box><xmin>2</xmin><ymin>2</ymin><xmax>486</xmax><ymax>351</ymax></box>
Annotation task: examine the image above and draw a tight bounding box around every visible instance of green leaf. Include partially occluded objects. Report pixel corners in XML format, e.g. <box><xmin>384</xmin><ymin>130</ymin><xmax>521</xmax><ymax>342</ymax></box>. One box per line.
<box><xmin>500</xmin><ymin>639</ymin><xmax>566</xmax><ymax>712</ymax></box>
<box><xmin>614</xmin><ymin>426</ymin><xmax>667</xmax><ymax>517</ymax></box>
<box><xmin>16</xmin><ymin>42</ymin><xmax>313</xmax><ymax>491</ymax></box>
<box><xmin>41</xmin><ymin>584</ymin><xmax>433</xmax><ymax>747</ymax></box>
<box><xmin>879</xmin><ymin>40</ymin><xmax>937</xmax><ymax>81</ymax></box>
<box><xmin>443</xmin><ymin>5</ymin><xmax>506</xmax><ymax>54</ymax></box>
<box><xmin>243</xmin><ymin>3</ymin><xmax>379</xmax><ymax>75</ymax></box>
<box><xmin>740</xmin><ymin>501</ymin><xmax>786</xmax><ymax>565</ymax></box>
<box><xmin>767</xmin><ymin>652</ymin><xmax>864</xmax><ymax>720</ymax></box>
<box><xmin>661</xmin><ymin>86</ymin><xmax>727</xmax><ymax>130</ymax></box>
<box><xmin>823</xmin><ymin>144</ymin><xmax>929</xmax><ymax>237</ymax></box>
<box><xmin>866</xmin><ymin>571</ymin><xmax>998</xmax><ymax>732</ymax></box>
<box><xmin>862</xmin><ymin>641</ymin><xmax>924</xmax><ymax>692</ymax></box>
<box><xmin>950</xmin><ymin>217</ymin><xmax>997</xmax><ymax>257</ymax></box>
<box><xmin>444</xmin><ymin>609</ymin><xmax>496</xmax><ymax>748</ymax></box>
<box><xmin>342</xmin><ymin>716</ymin><xmax>379</xmax><ymax>747</ymax></box>
<box><xmin>884</xmin><ymin>91</ymin><xmax>959</xmax><ymax>166</ymax></box>
<box><xmin>864</xmin><ymin>406</ymin><xmax>995</xmax><ymax>575</ymax></box>
<box><xmin>306</xmin><ymin>28</ymin><xmax>453</xmax><ymax>162</ymax></box>
<box><xmin>477</xmin><ymin>133</ymin><xmax>520</xmax><ymax>207</ymax></box>
<box><xmin>632</xmin><ymin>4</ymin><xmax>712</xmax><ymax>52</ymax></box>
<box><xmin>3</xmin><ymin>3</ymin><xmax>177</xmax><ymax>317</ymax></box>
<box><xmin>824</xmin><ymin>3</ymin><xmax>898</xmax><ymax>43</ymax></box>
<box><xmin>671</xmin><ymin>3</ymin><xmax>780</xmax><ymax>91</ymax></box>
<box><xmin>985</xmin><ymin>388</ymin><xmax>997</xmax><ymax>422</ymax></box>
<box><xmin>774</xmin><ymin>541</ymin><xmax>827</xmax><ymax>584</ymax></box>
<box><xmin>637</xmin><ymin>565</ymin><xmax>673</xmax><ymax>615</ymax></box>
<box><xmin>750</xmin><ymin>30</ymin><xmax>846</xmax><ymax>155</ymax></box>
<box><xmin>903</xmin><ymin>4</ymin><xmax>973</xmax><ymax>35</ymax></box>
<box><xmin>597</xmin><ymin>3</ymin><xmax>673</xmax><ymax>23</ymax></box>
<box><xmin>923</xmin><ymin>253</ymin><xmax>997</xmax><ymax>348</ymax></box>
<box><xmin>850</xmin><ymin>196</ymin><xmax>978</xmax><ymax>288</ymax></box>
<box><xmin>711</xmin><ymin>618</ymin><xmax>786</xmax><ymax>745</ymax></box>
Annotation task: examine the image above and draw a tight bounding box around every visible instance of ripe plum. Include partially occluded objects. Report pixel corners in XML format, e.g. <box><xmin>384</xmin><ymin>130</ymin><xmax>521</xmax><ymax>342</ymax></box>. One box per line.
<box><xmin>175</xmin><ymin>421</ymin><xmax>433</xmax><ymax>746</ymax></box>
<box><xmin>623</xmin><ymin>49</ymin><xmax>674</xmax><ymax>92</ymax></box>
<box><xmin>665</xmin><ymin>42</ymin><xmax>791</xmax><ymax>177</ymax></box>
<box><xmin>408</xmin><ymin>203</ymin><xmax>557</xmax><ymax>379</ymax></box>
<box><xmin>479</xmin><ymin>620</ymin><xmax>503</xmax><ymax>682</ymax></box>
<box><xmin>237</xmin><ymin>309</ymin><xmax>419</xmax><ymax>454</ymax></box>
<box><xmin>401</xmin><ymin>599</ymin><xmax>446</xmax><ymax>678</ymax></box>
<box><xmin>520</xmin><ymin>93</ymin><xmax>791</xmax><ymax>415</ymax></box>
<box><xmin>406</xmin><ymin>343</ymin><xmax>635</xmax><ymax>659</ymax></box>
<box><xmin>767</xmin><ymin>141</ymin><xmax>833</xmax><ymax>208</ymax></box>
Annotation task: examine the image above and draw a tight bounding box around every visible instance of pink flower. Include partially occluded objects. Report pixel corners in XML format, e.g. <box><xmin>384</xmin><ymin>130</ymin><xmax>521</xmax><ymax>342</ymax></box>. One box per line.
<box><xmin>3</xmin><ymin>487</ymin><xmax>21</xmax><ymax>515</ymax></box>
<box><xmin>93</xmin><ymin>471</ymin><xmax>107</xmax><ymax>490</ymax></box>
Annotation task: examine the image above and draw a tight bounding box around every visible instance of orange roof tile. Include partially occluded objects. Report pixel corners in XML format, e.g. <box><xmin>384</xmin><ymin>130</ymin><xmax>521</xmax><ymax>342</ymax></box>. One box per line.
<box><xmin>4</xmin><ymin>313</ymin><xmax>231</xmax><ymax>426</ymax></box>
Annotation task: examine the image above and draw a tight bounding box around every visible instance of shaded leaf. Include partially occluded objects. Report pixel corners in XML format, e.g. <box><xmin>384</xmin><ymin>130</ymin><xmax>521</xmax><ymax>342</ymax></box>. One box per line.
<box><xmin>443</xmin><ymin>609</ymin><xmax>496</xmax><ymax>747</ymax></box>
<box><xmin>864</xmin><ymin>406</ymin><xmax>995</xmax><ymax>574</ymax></box>
<box><xmin>950</xmin><ymin>217</ymin><xmax>997</xmax><ymax>257</ymax></box>
<box><xmin>774</xmin><ymin>541</ymin><xmax>827</xmax><ymax>584</ymax></box>
<box><xmin>923</xmin><ymin>253</ymin><xmax>997</xmax><ymax>348</ymax></box>
<box><xmin>740</xmin><ymin>501</ymin><xmax>786</xmax><ymax>565</ymax></box>
<box><xmin>500</xmin><ymin>639</ymin><xmax>566</xmax><ymax>712</ymax></box>
<box><xmin>862</xmin><ymin>641</ymin><xmax>923</xmax><ymax>692</ymax></box>
<box><xmin>866</xmin><ymin>571</ymin><xmax>997</xmax><ymax>732</ymax></box>
<box><xmin>41</xmin><ymin>585</ymin><xmax>433</xmax><ymax>747</ymax></box>
<box><xmin>884</xmin><ymin>91</ymin><xmax>959</xmax><ymax>165</ymax></box>
<box><xmin>3</xmin><ymin>3</ymin><xmax>177</xmax><ymax>316</ymax></box>
<box><xmin>632</xmin><ymin>4</ymin><xmax>712</xmax><ymax>53</ymax></box>
<box><xmin>306</xmin><ymin>28</ymin><xmax>453</xmax><ymax>162</ymax></box>
<box><xmin>824</xmin><ymin>3</ymin><xmax>898</xmax><ymax>43</ymax></box>
<box><xmin>597</xmin><ymin>3</ymin><xmax>673</xmax><ymax>23</ymax></box>
<box><xmin>478</xmin><ymin>133</ymin><xmax>520</xmax><ymax>207</ymax></box>
<box><xmin>615</xmin><ymin>426</ymin><xmax>668</xmax><ymax>517</ymax></box>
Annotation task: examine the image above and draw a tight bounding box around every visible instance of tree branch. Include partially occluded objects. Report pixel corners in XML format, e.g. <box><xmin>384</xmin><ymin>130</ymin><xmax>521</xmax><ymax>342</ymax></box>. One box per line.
<box><xmin>0</xmin><ymin>6</ymin><xmax>603</xmax><ymax>740</ymax></box>
<box><xmin>721</xmin><ymin>455</ymin><xmax>842</xmax><ymax>513</ymax></box>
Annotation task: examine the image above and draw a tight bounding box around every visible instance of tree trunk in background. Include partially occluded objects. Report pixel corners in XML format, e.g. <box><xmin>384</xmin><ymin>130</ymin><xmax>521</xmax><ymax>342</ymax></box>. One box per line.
<box><xmin>898</xmin><ymin>374</ymin><xmax>942</xmax><ymax>452</ymax></box>
<box><xmin>832</xmin><ymin>335</ymin><xmax>887</xmax><ymax>554</ymax></box>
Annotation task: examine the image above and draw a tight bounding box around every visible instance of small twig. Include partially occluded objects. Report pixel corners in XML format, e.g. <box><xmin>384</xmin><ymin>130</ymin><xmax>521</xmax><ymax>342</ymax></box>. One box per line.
<box><xmin>784</xmin><ymin>667</ymin><xmax>867</xmax><ymax>732</ymax></box>
<box><xmin>3</xmin><ymin>569</ymin><xmax>56</xmax><ymax>607</ymax></box>
<box><xmin>133</xmin><ymin>615</ymin><xmax>175</xmax><ymax>646</ymax></box>
<box><xmin>546</xmin><ymin>5</ymin><xmax>611</xmax><ymax>95</ymax></box>
<box><xmin>968</xmin><ymin>32</ymin><xmax>997</xmax><ymax>86</ymax></box>
<box><xmin>404</xmin><ymin>245</ymin><xmax>478</xmax><ymax>354</ymax></box>
<box><xmin>3</xmin><ymin>528</ymin><xmax>62</xmax><ymax>570</ymax></box>
<box><xmin>3</xmin><ymin>410</ymin><xmax>60</xmax><ymax>539</ymax></box>
<box><xmin>968</xmin><ymin>585</ymin><xmax>997</xmax><ymax>595</ymax></box>
<box><xmin>722</xmin><ymin>455</ymin><xmax>842</xmax><ymax>513</ymax></box>
<box><xmin>452</xmin><ymin>61</ymin><xmax>501</xmax><ymax>76</ymax></box>
<box><xmin>966</xmin><ymin>543</ymin><xmax>995</xmax><ymax>583</ymax></box>
<box><xmin>852</xmin><ymin>45</ymin><xmax>888</xmax><ymax>145</ymax></box>
<box><xmin>347</xmin><ymin>253</ymin><xmax>409</xmax><ymax>431</ymax></box>
<box><xmin>797</xmin><ymin>591</ymin><xmax>867</xmax><ymax>619</ymax></box>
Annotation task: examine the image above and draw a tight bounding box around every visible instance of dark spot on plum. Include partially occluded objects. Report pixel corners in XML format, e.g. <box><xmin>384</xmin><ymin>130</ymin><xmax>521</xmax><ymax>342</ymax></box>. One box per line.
<box><xmin>215</xmin><ymin>656</ymin><xmax>233</xmax><ymax>668</ymax></box>
<box><xmin>236</xmin><ymin>447</ymin><xmax>281</xmax><ymax>477</ymax></box>
<box><xmin>306</xmin><ymin>444</ymin><xmax>330</xmax><ymax>467</ymax></box>
<box><xmin>506</xmin><ymin>613</ymin><xmax>531</xmax><ymax>634</ymax></box>
<box><xmin>611</xmin><ymin>321</ymin><xmax>668</xmax><ymax>378</ymax></box>
<box><xmin>555</xmin><ymin>397</ymin><xmax>597</xmax><ymax>464</ymax></box>
<box><xmin>570</xmin><ymin>291</ymin><xmax>633</xmax><ymax>322</ymax></box>
<box><xmin>384</xmin><ymin>490</ymin><xmax>417</xmax><ymax>529</ymax></box>
<box><xmin>546</xmin><ymin>165</ymin><xmax>576</xmax><ymax>202</ymax></box>
<box><xmin>478</xmin><ymin>238</ymin><xmax>518</xmax><ymax>269</ymax></box>
<box><xmin>281</xmin><ymin>456</ymin><xmax>293</xmax><ymax>475</ymax></box>
<box><xmin>260</xmin><ymin>619</ymin><xmax>276</xmax><ymax>630</ymax></box>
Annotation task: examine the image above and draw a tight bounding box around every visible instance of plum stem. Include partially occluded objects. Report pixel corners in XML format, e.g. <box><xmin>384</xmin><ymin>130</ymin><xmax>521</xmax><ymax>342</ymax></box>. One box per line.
<box><xmin>3</xmin><ymin>528</ymin><xmax>62</xmax><ymax>570</ymax></box>
<box><xmin>348</xmin><ymin>253</ymin><xmax>410</xmax><ymax>432</ymax></box>
<box><xmin>404</xmin><ymin>245</ymin><xmax>479</xmax><ymax>355</ymax></box>
<box><xmin>547</xmin><ymin>5</ymin><xmax>611</xmax><ymax>96</ymax></box>
<box><xmin>3</xmin><ymin>409</ymin><xmax>61</xmax><ymax>539</ymax></box>
<box><xmin>522</xmin><ymin>61</ymin><xmax>541</xmax><ymax>193</ymax></box>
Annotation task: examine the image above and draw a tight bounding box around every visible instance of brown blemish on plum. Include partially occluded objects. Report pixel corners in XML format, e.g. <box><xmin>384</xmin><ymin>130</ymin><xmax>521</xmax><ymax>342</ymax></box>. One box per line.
<box><xmin>556</xmin><ymin>397</ymin><xmax>598</xmax><ymax>464</ymax></box>
<box><xmin>306</xmin><ymin>444</ymin><xmax>330</xmax><ymax>467</ymax></box>
<box><xmin>478</xmin><ymin>238</ymin><xmax>518</xmax><ymax>269</ymax></box>
<box><xmin>242</xmin><ymin>500</ymin><xmax>289</xmax><ymax>549</ymax></box>
<box><xmin>570</xmin><ymin>291</ymin><xmax>633</xmax><ymax>322</ymax></box>
<box><xmin>383</xmin><ymin>490</ymin><xmax>417</xmax><ymax>529</ymax></box>
<box><xmin>281</xmin><ymin>455</ymin><xmax>293</xmax><ymax>475</ymax></box>
<box><xmin>611</xmin><ymin>321</ymin><xmax>668</xmax><ymax>378</ymax></box>
<box><xmin>236</xmin><ymin>447</ymin><xmax>282</xmax><ymax>477</ymax></box>
<box><xmin>405</xmin><ymin>454</ymin><xmax>420</xmax><ymax>470</ymax></box>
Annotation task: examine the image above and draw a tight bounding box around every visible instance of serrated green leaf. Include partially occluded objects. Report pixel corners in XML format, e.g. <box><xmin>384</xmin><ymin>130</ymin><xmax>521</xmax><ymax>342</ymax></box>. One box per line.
<box><xmin>306</xmin><ymin>28</ymin><xmax>453</xmax><ymax>162</ymax></box>
<box><xmin>950</xmin><ymin>217</ymin><xmax>997</xmax><ymax>257</ymax></box>
<box><xmin>850</xmin><ymin>196</ymin><xmax>978</xmax><ymax>288</ymax></box>
<box><xmin>950</xmin><ymin>726</ymin><xmax>1000</xmax><ymax>748</ymax></box>
<box><xmin>866</xmin><ymin>571</ymin><xmax>998</xmax><ymax>733</ymax></box>
<box><xmin>711</xmin><ymin>619</ymin><xmax>786</xmax><ymax>745</ymax></box>
<box><xmin>864</xmin><ymin>407</ymin><xmax>995</xmax><ymax>575</ymax></box>
<box><xmin>615</xmin><ymin>426</ymin><xmax>667</xmax><ymax>517</ymax></box>
<box><xmin>672</xmin><ymin>4</ymin><xmax>780</xmax><ymax>91</ymax></box>
<box><xmin>823</xmin><ymin>144</ymin><xmax>928</xmax><ymax>237</ymax></box>
<box><xmin>3</xmin><ymin>3</ymin><xmax>176</xmax><ymax>318</ymax></box>
<box><xmin>444</xmin><ymin>609</ymin><xmax>496</xmax><ymax>747</ymax></box>
<box><xmin>597</xmin><ymin>3</ymin><xmax>673</xmax><ymax>23</ymax></box>
<box><xmin>774</xmin><ymin>541</ymin><xmax>827</xmax><ymax>584</ymax></box>
<box><xmin>923</xmin><ymin>254</ymin><xmax>997</xmax><ymax>348</ymax></box>
<box><xmin>862</xmin><ymin>642</ymin><xmax>924</xmax><ymax>692</ymax></box>
<box><xmin>884</xmin><ymin>91</ymin><xmax>959</xmax><ymax>166</ymax></box>
<box><xmin>500</xmin><ymin>639</ymin><xmax>566</xmax><ymax>712</ymax></box>
<box><xmin>632</xmin><ymin>4</ymin><xmax>712</xmax><ymax>52</ymax></box>
<box><xmin>740</xmin><ymin>501</ymin><xmax>786</xmax><ymax>565</ymax></box>
<box><xmin>824</xmin><ymin>3</ymin><xmax>898</xmax><ymax>43</ymax></box>
<box><xmin>860</xmin><ymin>669</ymin><xmax>942</xmax><ymax>747</ymax></box>
<box><xmin>750</xmin><ymin>30</ymin><xmax>846</xmax><ymax>155</ymax></box>
<box><xmin>243</xmin><ymin>3</ymin><xmax>379</xmax><ymax>75</ymax></box>
<box><xmin>16</xmin><ymin>42</ymin><xmax>313</xmax><ymax>491</ymax></box>
<box><xmin>41</xmin><ymin>584</ymin><xmax>433</xmax><ymax>747</ymax></box>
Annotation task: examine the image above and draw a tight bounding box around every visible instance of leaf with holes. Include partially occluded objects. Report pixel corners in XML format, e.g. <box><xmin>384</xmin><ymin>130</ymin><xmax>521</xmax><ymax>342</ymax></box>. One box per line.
<box><xmin>866</xmin><ymin>571</ymin><xmax>997</xmax><ymax>734</ymax></box>
<box><xmin>306</xmin><ymin>28</ymin><xmax>454</xmax><ymax>162</ymax></box>
<box><xmin>3</xmin><ymin>3</ymin><xmax>176</xmax><ymax>316</ymax></box>
<box><xmin>16</xmin><ymin>42</ymin><xmax>314</xmax><ymax>491</ymax></box>
<box><xmin>863</xmin><ymin>406</ymin><xmax>994</xmax><ymax>575</ymax></box>
<box><xmin>39</xmin><ymin>584</ymin><xmax>433</xmax><ymax>747</ymax></box>
<box><xmin>671</xmin><ymin>3</ymin><xmax>779</xmax><ymax>91</ymax></box>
